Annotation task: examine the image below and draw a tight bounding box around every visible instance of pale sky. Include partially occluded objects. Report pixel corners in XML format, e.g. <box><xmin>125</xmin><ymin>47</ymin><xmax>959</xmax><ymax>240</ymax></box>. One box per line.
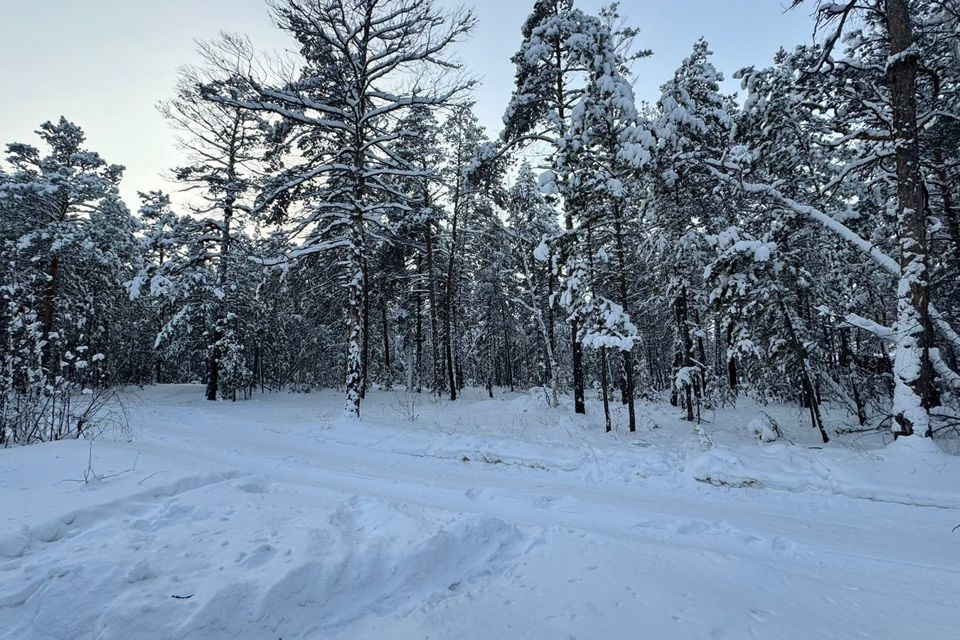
<box><xmin>0</xmin><ymin>1</ymin><xmax>814</xmax><ymax>207</ymax></box>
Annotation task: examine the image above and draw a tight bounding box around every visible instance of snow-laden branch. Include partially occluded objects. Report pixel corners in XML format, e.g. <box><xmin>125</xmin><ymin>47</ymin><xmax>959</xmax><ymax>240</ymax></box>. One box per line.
<box><xmin>706</xmin><ymin>161</ymin><xmax>900</xmax><ymax>274</ymax></box>
<box><xmin>708</xmin><ymin>160</ymin><xmax>960</xmax><ymax>369</ymax></box>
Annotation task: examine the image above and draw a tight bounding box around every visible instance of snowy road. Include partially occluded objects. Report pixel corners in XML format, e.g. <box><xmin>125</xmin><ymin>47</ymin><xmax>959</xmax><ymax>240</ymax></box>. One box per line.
<box><xmin>2</xmin><ymin>386</ymin><xmax>958</xmax><ymax>639</ymax></box>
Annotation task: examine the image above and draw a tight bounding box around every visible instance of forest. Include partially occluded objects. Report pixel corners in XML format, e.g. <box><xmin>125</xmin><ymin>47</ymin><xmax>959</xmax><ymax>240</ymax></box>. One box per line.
<box><xmin>2</xmin><ymin>0</ymin><xmax>959</xmax><ymax>447</ymax></box>
<box><xmin>5</xmin><ymin>1</ymin><xmax>960</xmax><ymax>638</ymax></box>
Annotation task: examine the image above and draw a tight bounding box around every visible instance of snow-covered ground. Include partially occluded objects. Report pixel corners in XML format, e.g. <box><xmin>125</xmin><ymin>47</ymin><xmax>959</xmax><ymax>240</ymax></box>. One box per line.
<box><xmin>2</xmin><ymin>385</ymin><xmax>959</xmax><ymax>639</ymax></box>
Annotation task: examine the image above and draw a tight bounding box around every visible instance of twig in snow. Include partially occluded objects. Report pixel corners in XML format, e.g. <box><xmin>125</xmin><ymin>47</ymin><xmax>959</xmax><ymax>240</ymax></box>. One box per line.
<box><xmin>138</xmin><ymin>470</ymin><xmax>169</xmax><ymax>485</ymax></box>
<box><xmin>58</xmin><ymin>442</ymin><xmax>142</xmax><ymax>485</ymax></box>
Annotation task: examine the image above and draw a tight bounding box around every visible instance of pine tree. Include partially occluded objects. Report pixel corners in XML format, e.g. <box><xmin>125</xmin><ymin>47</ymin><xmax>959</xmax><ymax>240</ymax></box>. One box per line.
<box><xmin>439</xmin><ymin>103</ymin><xmax>487</xmax><ymax>401</ymax></box>
<box><xmin>507</xmin><ymin>161</ymin><xmax>562</xmax><ymax>407</ymax></box>
<box><xmin>644</xmin><ymin>40</ymin><xmax>737</xmax><ymax>421</ymax></box>
<box><xmin>200</xmin><ymin>0</ymin><xmax>475</xmax><ymax>417</ymax></box>
<box><xmin>499</xmin><ymin>0</ymin><xmax>591</xmax><ymax>414</ymax></box>
<box><xmin>0</xmin><ymin>119</ymin><xmax>138</xmax><ymax>444</ymax></box>
<box><xmin>159</xmin><ymin>66</ymin><xmax>267</xmax><ymax>401</ymax></box>
<box><xmin>749</xmin><ymin>0</ymin><xmax>960</xmax><ymax>436</ymax></box>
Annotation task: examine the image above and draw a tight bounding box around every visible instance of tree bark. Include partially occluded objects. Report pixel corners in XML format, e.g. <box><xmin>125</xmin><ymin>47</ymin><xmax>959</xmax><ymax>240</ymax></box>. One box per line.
<box><xmin>726</xmin><ymin>321</ymin><xmax>738</xmax><ymax>392</ymax></box>
<box><xmin>380</xmin><ymin>292</ymin><xmax>391</xmax><ymax>387</ymax></box>
<box><xmin>611</xmin><ymin>204</ymin><xmax>637</xmax><ymax>431</ymax></box>
<box><xmin>424</xmin><ymin>220</ymin><xmax>443</xmax><ymax>395</ymax></box>
<box><xmin>600</xmin><ymin>348</ymin><xmax>612</xmax><ymax>432</ymax></box>
<box><xmin>675</xmin><ymin>284</ymin><xmax>696</xmax><ymax>421</ymax></box>
<box><xmin>552</xmin><ymin>32</ymin><xmax>586</xmax><ymax>415</ymax></box>
<box><xmin>414</xmin><ymin>254</ymin><xmax>423</xmax><ymax>393</ymax></box>
<box><xmin>360</xmin><ymin>255</ymin><xmax>370</xmax><ymax>399</ymax></box>
<box><xmin>40</xmin><ymin>254</ymin><xmax>60</xmax><ymax>379</ymax></box>
<box><xmin>885</xmin><ymin>0</ymin><xmax>939</xmax><ymax>436</ymax></box>
<box><xmin>779</xmin><ymin>299</ymin><xmax>829</xmax><ymax>443</ymax></box>
<box><xmin>443</xmin><ymin>204</ymin><xmax>459</xmax><ymax>401</ymax></box>
<box><xmin>344</xmin><ymin>216</ymin><xmax>365</xmax><ymax>418</ymax></box>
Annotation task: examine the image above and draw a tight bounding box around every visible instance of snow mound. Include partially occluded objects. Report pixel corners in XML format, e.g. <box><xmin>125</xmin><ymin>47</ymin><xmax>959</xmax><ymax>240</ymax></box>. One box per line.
<box><xmin>0</xmin><ymin>479</ymin><xmax>526</xmax><ymax>640</ymax></box>
<box><xmin>180</xmin><ymin>511</ymin><xmax>523</xmax><ymax>638</ymax></box>
<box><xmin>747</xmin><ymin>414</ymin><xmax>782</xmax><ymax>442</ymax></box>
<box><xmin>689</xmin><ymin>438</ymin><xmax>960</xmax><ymax>508</ymax></box>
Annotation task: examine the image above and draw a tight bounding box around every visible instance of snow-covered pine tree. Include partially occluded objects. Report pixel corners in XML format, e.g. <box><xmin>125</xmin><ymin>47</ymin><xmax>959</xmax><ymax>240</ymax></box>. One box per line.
<box><xmin>538</xmin><ymin>7</ymin><xmax>649</xmax><ymax>430</ymax></box>
<box><xmin>0</xmin><ymin>119</ymin><xmax>138</xmax><ymax>444</ymax></box>
<box><xmin>721</xmin><ymin>0</ymin><xmax>960</xmax><ymax>437</ymax></box>
<box><xmin>133</xmin><ymin>191</ymin><xmax>183</xmax><ymax>384</ymax></box>
<box><xmin>498</xmin><ymin>0</ymin><xmax>591</xmax><ymax>414</ymax></box>
<box><xmin>200</xmin><ymin>0</ymin><xmax>475</xmax><ymax>417</ymax></box>
<box><xmin>647</xmin><ymin>39</ymin><xmax>736</xmax><ymax>421</ymax></box>
<box><xmin>387</xmin><ymin>105</ymin><xmax>446</xmax><ymax>396</ymax></box>
<box><xmin>726</xmin><ymin>45</ymin><xmax>890</xmax><ymax>433</ymax></box>
<box><xmin>438</xmin><ymin>103</ymin><xmax>487</xmax><ymax>401</ymax></box>
<box><xmin>506</xmin><ymin>161</ymin><xmax>562</xmax><ymax>407</ymax></box>
<box><xmin>464</xmin><ymin>201</ymin><xmax>518</xmax><ymax>398</ymax></box>
<box><xmin>157</xmin><ymin>65</ymin><xmax>267</xmax><ymax>401</ymax></box>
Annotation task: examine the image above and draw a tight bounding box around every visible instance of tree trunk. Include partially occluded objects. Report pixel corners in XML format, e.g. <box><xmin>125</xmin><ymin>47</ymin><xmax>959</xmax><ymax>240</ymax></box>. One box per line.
<box><xmin>380</xmin><ymin>292</ymin><xmax>391</xmax><ymax>388</ymax></box>
<box><xmin>424</xmin><ymin>221</ymin><xmax>443</xmax><ymax>394</ymax></box>
<box><xmin>885</xmin><ymin>0</ymin><xmax>939</xmax><ymax>436</ymax></box>
<box><xmin>780</xmin><ymin>299</ymin><xmax>829</xmax><ymax>443</ymax></box>
<box><xmin>444</xmin><ymin>224</ymin><xmax>458</xmax><ymax>402</ymax></box>
<box><xmin>611</xmin><ymin>204</ymin><xmax>637</xmax><ymax>431</ymax></box>
<box><xmin>360</xmin><ymin>254</ymin><xmax>370</xmax><ymax>399</ymax></box>
<box><xmin>552</xmin><ymin>34</ymin><xmax>585</xmax><ymax>415</ymax></box>
<box><xmin>726</xmin><ymin>321</ymin><xmax>739</xmax><ymax>392</ymax></box>
<box><xmin>206</xmin><ymin>356</ymin><xmax>220</xmax><ymax>402</ymax></box>
<box><xmin>40</xmin><ymin>254</ymin><xmax>60</xmax><ymax>378</ymax></box>
<box><xmin>936</xmin><ymin>161</ymin><xmax>960</xmax><ymax>260</ymax></box>
<box><xmin>572</xmin><ymin>322</ymin><xmax>586</xmax><ymax>413</ymax></box>
<box><xmin>344</xmin><ymin>216</ymin><xmax>365</xmax><ymax>418</ymax></box>
<box><xmin>206</xmin><ymin>198</ymin><xmax>233</xmax><ymax>402</ymax></box>
<box><xmin>547</xmin><ymin>269</ymin><xmax>557</xmax><ymax>381</ymax></box>
<box><xmin>414</xmin><ymin>255</ymin><xmax>423</xmax><ymax>393</ymax></box>
<box><xmin>600</xmin><ymin>348</ymin><xmax>612</xmax><ymax>433</ymax></box>
<box><xmin>521</xmin><ymin>248</ymin><xmax>560</xmax><ymax>407</ymax></box>
<box><xmin>502</xmin><ymin>302</ymin><xmax>515</xmax><ymax>392</ymax></box>
<box><xmin>206</xmin><ymin>112</ymin><xmax>239</xmax><ymax>402</ymax></box>
<box><xmin>839</xmin><ymin>328</ymin><xmax>867</xmax><ymax>426</ymax></box>
<box><xmin>675</xmin><ymin>284</ymin><xmax>696</xmax><ymax>421</ymax></box>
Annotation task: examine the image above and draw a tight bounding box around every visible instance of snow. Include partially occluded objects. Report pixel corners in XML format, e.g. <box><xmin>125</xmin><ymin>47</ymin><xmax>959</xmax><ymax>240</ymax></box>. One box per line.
<box><xmin>532</xmin><ymin>239</ymin><xmax>551</xmax><ymax>262</ymax></box>
<box><xmin>2</xmin><ymin>385</ymin><xmax>959</xmax><ymax>639</ymax></box>
<box><xmin>747</xmin><ymin>414</ymin><xmax>782</xmax><ymax>442</ymax></box>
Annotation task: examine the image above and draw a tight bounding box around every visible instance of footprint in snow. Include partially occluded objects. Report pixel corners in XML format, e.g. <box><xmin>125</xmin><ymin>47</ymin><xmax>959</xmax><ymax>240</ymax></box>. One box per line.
<box><xmin>235</xmin><ymin>475</ymin><xmax>271</xmax><ymax>494</ymax></box>
<box><xmin>0</xmin><ymin>532</ymin><xmax>30</xmax><ymax>559</ymax></box>
<box><xmin>531</xmin><ymin>495</ymin><xmax>561</xmax><ymax>509</ymax></box>
<box><xmin>240</xmin><ymin>544</ymin><xmax>277</xmax><ymax>568</ymax></box>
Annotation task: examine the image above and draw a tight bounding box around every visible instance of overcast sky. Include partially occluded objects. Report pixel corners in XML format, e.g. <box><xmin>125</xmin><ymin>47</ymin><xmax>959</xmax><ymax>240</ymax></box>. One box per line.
<box><xmin>0</xmin><ymin>1</ymin><xmax>815</xmax><ymax>207</ymax></box>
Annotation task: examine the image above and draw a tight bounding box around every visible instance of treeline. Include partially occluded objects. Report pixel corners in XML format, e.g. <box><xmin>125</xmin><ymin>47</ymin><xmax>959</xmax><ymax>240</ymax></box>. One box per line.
<box><xmin>2</xmin><ymin>0</ymin><xmax>958</xmax><ymax>446</ymax></box>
